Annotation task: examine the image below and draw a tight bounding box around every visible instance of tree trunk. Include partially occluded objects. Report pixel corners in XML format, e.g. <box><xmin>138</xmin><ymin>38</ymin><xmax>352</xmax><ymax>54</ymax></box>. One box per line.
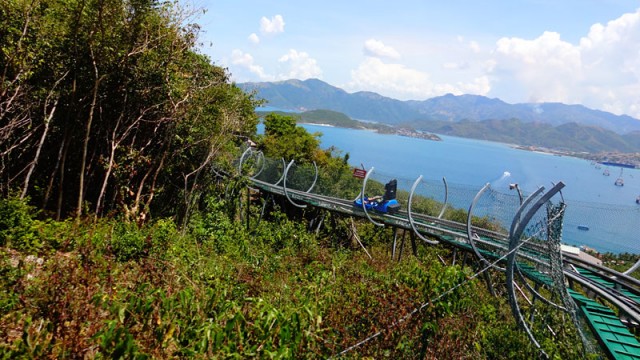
<box><xmin>76</xmin><ymin>74</ymin><xmax>103</xmax><ymax>217</ymax></box>
<box><xmin>143</xmin><ymin>150</ymin><xmax>167</xmax><ymax>215</ymax></box>
<box><xmin>21</xmin><ymin>70</ymin><xmax>67</xmax><ymax>199</ymax></box>
<box><xmin>20</xmin><ymin>102</ymin><xmax>55</xmax><ymax>199</ymax></box>
<box><xmin>95</xmin><ymin>142</ymin><xmax>116</xmax><ymax>216</ymax></box>
<box><xmin>43</xmin><ymin>126</ymin><xmax>67</xmax><ymax>210</ymax></box>
<box><xmin>56</xmin><ymin>131</ymin><xmax>70</xmax><ymax>220</ymax></box>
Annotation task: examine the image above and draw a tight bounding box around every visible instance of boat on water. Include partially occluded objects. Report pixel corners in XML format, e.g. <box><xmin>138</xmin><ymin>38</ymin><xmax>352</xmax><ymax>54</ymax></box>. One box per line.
<box><xmin>577</xmin><ymin>225</ymin><xmax>590</xmax><ymax>231</ymax></box>
<box><xmin>600</xmin><ymin>161</ymin><xmax>636</xmax><ymax>169</ymax></box>
<box><xmin>603</xmin><ymin>169</ymin><xmax>610</xmax><ymax>176</ymax></box>
<box><xmin>614</xmin><ymin>167</ymin><xmax>625</xmax><ymax>186</ymax></box>
<box><xmin>636</xmin><ymin>196</ymin><xmax>640</xmax><ymax>204</ymax></box>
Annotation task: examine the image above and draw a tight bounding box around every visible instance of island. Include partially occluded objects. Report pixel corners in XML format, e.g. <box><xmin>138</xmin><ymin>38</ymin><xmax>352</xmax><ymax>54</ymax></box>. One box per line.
<box><xmin>257</xmin><ymin>109</ymin><xmax>441</xmax><ymax>142</ymax></box>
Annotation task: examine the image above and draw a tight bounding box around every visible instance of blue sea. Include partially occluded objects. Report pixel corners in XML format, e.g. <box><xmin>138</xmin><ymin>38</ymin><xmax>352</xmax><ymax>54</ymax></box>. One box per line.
<box><xmin>299</xmin><ymin>124</ymin><xmax>640</xmax><ymax>254</ymax></box>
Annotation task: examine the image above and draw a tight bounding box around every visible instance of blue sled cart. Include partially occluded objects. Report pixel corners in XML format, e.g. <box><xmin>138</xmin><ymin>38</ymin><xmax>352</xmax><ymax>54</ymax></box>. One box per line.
<box><xmin>354</xmin><ymin>179</ymin><xmax>401</xmax><ymax>214</ymax></box>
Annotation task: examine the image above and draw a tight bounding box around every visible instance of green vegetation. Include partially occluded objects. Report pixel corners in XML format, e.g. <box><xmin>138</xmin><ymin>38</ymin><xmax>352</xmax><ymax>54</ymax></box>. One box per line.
<box><xmin>0</xmin><ymin>1</ymin><xmax>618</xmax><ymax>358</ymax></box>
<box><xmin>1</xmin><ymin>195</ymin><xmax>590</xmax><ymax>358</ymax></box>
<box><xmin>601</xmin><ymin>252</ymin><xmax>640</xmax><ymax>280</ymax></box>
<box><xmin>1</xmin><ymin>0</ymin><xmax>258</xmax><ymax>222</ymax></box>
<box><xmin>257</xmin><ymin>109</ymin><xmax>395</xmax><ymax>132</ymax></box>
<box><xmin>297</xmin><ymin>109</ymin><xmax>365</xmax><ymax>129</ymax></box>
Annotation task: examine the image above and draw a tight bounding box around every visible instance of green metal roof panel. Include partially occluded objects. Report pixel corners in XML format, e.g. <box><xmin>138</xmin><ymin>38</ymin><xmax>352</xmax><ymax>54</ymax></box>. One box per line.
<box><xmin>568</xmin><ymin>289</ymin><xmax>640</xmax><ymax>360</ymax></box>
<box><xmin>575</xmin><ymin>266</ymin><xmax>640</xmax><ymax>308</ymax></box>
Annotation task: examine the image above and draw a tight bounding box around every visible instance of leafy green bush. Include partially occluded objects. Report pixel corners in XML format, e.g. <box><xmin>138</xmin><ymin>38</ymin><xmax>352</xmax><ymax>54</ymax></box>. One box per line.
<box><xmin>110</xmin><ymin>222</ymin><xmax>149</xmax><ymax>262</ymax></box>
<box><xmin>0</xmin><ymin>196</ymin><xmax>41</xmax><ymax>253</ymax></box>
<box><xmin>94</xmin><ymin>320</ymin><xmax>144</xmax><ymax>359</ymax></box>
<box><xmin>149</xmin><ymin>218</ymin><xmax>178</xmax><ymax>259</ymax></box>
<box><xmin>0</xmin><ymin>192</ymin><xmax>593</xmax><ymax>359</ymax></box>
<box><xmin>33</xmin><ymin>218</ymin><xmax>76</xmax><ymax>252</ymax></box>
<box><xmin>0</xmin><ymin>249</ymin><xmax>24</xmax><ymax>314</ymax></box>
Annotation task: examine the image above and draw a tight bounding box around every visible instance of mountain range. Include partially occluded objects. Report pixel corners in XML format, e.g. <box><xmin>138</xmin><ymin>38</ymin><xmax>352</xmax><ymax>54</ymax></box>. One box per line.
<box><xmin>239</xmin><ymin>78</ymin><xmax>640</xmax><ymax>152</ymax></box>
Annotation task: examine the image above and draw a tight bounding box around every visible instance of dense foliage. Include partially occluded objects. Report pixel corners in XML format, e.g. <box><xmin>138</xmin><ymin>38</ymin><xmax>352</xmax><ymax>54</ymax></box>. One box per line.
<box><xmin>0</xmin><ymin>195</ymin><xmax>594</xmax><ymax>358</ymax></box>
<box><xmin>258</xmin><ymin>113</ymin><xmax>362</xmax><ymax>200</ymax></box>
<box><xmin>601</xmin><ymin>252</ymin><xmax>640</xmax><ymax>280</ymax></box>
<box><xmin>1</xmin><ymin>0</ymin><xmax>258</xmax><ymax>221</ymax></box>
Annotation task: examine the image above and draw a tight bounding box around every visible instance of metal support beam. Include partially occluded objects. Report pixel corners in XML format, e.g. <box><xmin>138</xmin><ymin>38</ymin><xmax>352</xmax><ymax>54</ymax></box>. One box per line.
<box><xmin>360</xmin><ymin>167</ymin><xmax>385</xmax><ymax>227</ymax></box>
<box><xmin>408</xmin><ymin>175</ymin><xmax>439</xmax><ymax>245</ymax></box>
<box><xmin>506</xmin><ymin>182</ymin><xmax>565</xmax><ymax>358</ymax></box>
<box><xmin>283</xmin><ymin>160</ymin><xmax>308</xmax><ymax>208</ymax></box>
<box><xmin>438</xmin><ymin>177</ymin><xmax>449</xmax><ymax>219</ymax></box>
<box><xmin>467</xmin><ymin>183</ymin><xmax>505</xmax><ymax>271</ymax></box>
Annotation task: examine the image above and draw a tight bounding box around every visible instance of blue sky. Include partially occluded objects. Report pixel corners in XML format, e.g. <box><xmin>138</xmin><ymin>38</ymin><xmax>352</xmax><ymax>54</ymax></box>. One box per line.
<box><xmin>192</xmin><ymin>1</ymin><xmax>640</xmax><ymax>118</ymax></box>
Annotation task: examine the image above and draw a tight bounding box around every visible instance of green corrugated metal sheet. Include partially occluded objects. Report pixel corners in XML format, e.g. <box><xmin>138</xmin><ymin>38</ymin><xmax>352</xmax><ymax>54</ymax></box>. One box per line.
<box><xmin>569</xmin><ymin>288</ymin><xmax>640</xmax><ymax>360</ymax></box>
<box><xmin>576</xmin><ymin>267</ymin><xmax>640</xmax><ymax>306</ymax></box>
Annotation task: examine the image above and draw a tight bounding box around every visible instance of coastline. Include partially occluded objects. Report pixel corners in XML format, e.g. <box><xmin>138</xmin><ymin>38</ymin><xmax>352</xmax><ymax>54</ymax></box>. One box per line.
<box><xmin>299</xmin><ymin>122</ymin><xmax>334</xmax><ymax>127</ymax></box>
<box><xmin>300</xmin><ymin>118</ymin><xmax>637</xmax><ymax>167</ymax></box>
<box><xmin>510</xmin><ymin>144</ymin><xmax>640</xmax><ymax>169</ymax></box>
<box><xmin>301</xmin><ymin>121</ymin><xmax>442</xmax><ymax>141</ymax></box>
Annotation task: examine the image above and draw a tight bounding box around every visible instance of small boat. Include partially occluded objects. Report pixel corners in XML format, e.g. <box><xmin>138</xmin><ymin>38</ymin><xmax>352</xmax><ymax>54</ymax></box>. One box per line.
<box><xmin>614</xmin><ymin>168</ymin><xmax>625</xmax><ymax>186</ymax></box>
<box><xmin>577</xmin><ymin>225</ymin><xmax>590</xmax><ymax>231</ymax></box>
<box><xmin>636</xmin><ymin>196</ymin><xmax>640</xmax><ymax>204</ymax></box>
<box><xmin>603</xmin><ymin>169</ymin><xmax>610</xmax><ymax>176</ymax></box>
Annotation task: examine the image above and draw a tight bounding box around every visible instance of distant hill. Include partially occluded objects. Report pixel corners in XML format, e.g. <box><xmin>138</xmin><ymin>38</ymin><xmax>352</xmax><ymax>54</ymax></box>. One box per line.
<box><xmin>294</xmin><ymin>109</ymin><xmax>366</xmax><ymax>129</ymax></box>
<box><xmin>407</xmin><ymin>118</ymin><xmax>637</xmax><ymax>153</ymax></box>
<box><xmin>257</xmin><ymin>109</ymin><xmax>390</xmax><ymax>130</ymax></box>
<box><xmin>242</xmin><ymin>79</ymin><xmax>422</xmax><ymax>124</ymax></box>
<box><xmin>257</xmin><ymin>107</ymin><xmax>636</xmax><ymax>153</ymax></box>
<box><xmin>239</xmin><ymin>79</ymin><xmax>640</xmax><ymax>135</ymax></box>
<box><xmin>623</xmin><ymin>131</ymin><xmax>640</xmax><ymax>149</ymax></box>
<box><xmin>258</xmin><ymin>109</ymin><xmax>370</xmax><ymax>129</ymax></box>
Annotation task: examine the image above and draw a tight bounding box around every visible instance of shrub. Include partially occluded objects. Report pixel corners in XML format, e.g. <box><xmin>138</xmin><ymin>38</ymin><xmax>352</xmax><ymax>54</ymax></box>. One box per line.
<box><xmin>110</xmin><ymin>222</ymin><xmax>149</xmax><ymax>262</ymax></box>
<box><xmin>33</xmin><ymin>219</ymin><xmax>76</xmax><ymax>252</ymax></box>
<box><xmin>149</xmin><ymin>218</ymin><xmax>178</xmax><ymax>259</ymax></box>
<box><xmin>0</xmin><ymin>196</ymin><xmax>41</xmax><ymax>253</ymax></box>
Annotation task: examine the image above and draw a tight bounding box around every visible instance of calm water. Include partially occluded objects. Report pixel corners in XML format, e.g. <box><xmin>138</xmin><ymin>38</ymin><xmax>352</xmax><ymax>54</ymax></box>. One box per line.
<box><xmin>300</xmin><ymin>124</ymin><xmax>640</xmax><ymax>254</ymax></box>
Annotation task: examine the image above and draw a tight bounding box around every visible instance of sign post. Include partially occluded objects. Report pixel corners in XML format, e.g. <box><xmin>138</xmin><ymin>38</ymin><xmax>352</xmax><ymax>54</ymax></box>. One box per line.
<box><xmin>353</xmin><ymin>168</ymin><xmax>367</xmax><ymax>179</ymax></box>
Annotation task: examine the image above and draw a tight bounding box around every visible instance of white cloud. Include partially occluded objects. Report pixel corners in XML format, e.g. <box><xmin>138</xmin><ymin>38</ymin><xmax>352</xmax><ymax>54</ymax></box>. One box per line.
<box><xmin>248</xmin><ymin>33</ymin><xmax>260</xmax><ymax>44</ymax></box>
<box><xmin>231</xmin><ymin>49</ymin><xmax>272</xmax><ymax>80</ymax></box>
<box><xmin>494</xmin><ymin>31</ymin><xmax>582</xmax><ymax>103</ymax></box>
<box><xmin>469</xmin><ymin>41</ymin><xmax>481</xmax><ymax>53</ymax></box>
<box><xmin>490</xmin><ymin>9</ymin><xmax>640</xmax><ymax>118</ymax></box>
<box><xmin>228</xmin><ymin>9</ymin><xmax>640</xmax><ymax>119</ymax></box>
<box><xmin>347</xmin><ymin>58</ymin><xmax>489</xmax><ymax>100</ymax></box>
<box><xmin>459</xmin><ymin>76</ymin><xmax>491</xmax><ymax>95</ymax></box>
<box><xmin>348</xmin><ymin>58</ymin><xmax>431</xmax><ymax>98</ymax></box>
<box><xmin>260</xmin><ymin>15</ymin><xmax>285</xmax><ymax>35</ymax></box>
<box><xmin>363</xmin><ymin>39</ymin><xmax>401</xmax><ymax>60</ymax></box>
<box><xmin>457</xmin><ymin>36</ymin><xmax>480</xmax><ymax>53</ymax></box>
<box><xmin>277</xmin><ymin>49</ymin><xmax>322</xmax><ymax>80</ymax></box>
<box><xmin>442</xmin><ymin>61</ymin><xmax>469</xmax><ymax>70</ymax></box>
